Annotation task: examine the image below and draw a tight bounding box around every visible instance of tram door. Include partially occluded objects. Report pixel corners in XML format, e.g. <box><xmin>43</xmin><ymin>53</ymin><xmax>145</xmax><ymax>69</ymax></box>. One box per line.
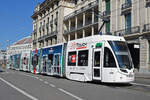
<box><xmin>53</xmin><ymin>53</ymin><xmax>61</xmax><ymax>76</ymax></box>
<box><xmin>93</xmin><ymin>48</ymin><xmax>102</xmax><ymax>80</ymax></box>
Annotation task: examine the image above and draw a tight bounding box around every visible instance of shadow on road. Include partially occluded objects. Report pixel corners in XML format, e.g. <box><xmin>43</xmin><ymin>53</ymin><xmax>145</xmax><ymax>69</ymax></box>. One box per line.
<box><xmin>0</xmin><ymin>70</ymin><xmax>4</xmax><ymax>73</ymax></box>
<box><xmin>88</xmin><ymin>81</ymin><xmax>132</xmax><ymax>87</ymax></box>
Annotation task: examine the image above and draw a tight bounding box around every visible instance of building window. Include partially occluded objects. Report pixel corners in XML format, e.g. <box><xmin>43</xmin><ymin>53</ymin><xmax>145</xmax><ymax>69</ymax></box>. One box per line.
<box><xmin>52</xmin><ymin>4</ymin><xmax>54</xmax><ymax>10</ymax></box>
<box><xmin>51</xmin><ymin>25</ymin><xmax>53</xmax><ymax>32</ymax></box>
<box><xmin>125</xmin><ymin>0</ymin><xmax>131</xmax><ymax>3</ymax></box>
<box><xmin>68</xmin><ymin>51</ymin><xmax>76</xmax><ymax>66</ymax></box>
<box><xmin>51</xmin><ymin>15</ymin><xmax>53</xmax><ymax>21</ymax></box>
<box><xmin>56</xmin><ymin>12</ymin><xmax>58</xmax><ymax>19</ymax></box>
<box><xmin>106</xmin><ymin>0</ymin><xmax>110</xmax><ymax>11</ymax></box>
<box><xmin>125</xmin><ymin>13</ymin><xmax>131</xmax><ymax>34</ymax></box>
<box><xmin>47</xmin><ymin>17</ymin><xmax>49</xmax><ymax>23</ymax></box>
<box><xmin>78</xmin><ymin>50</ymin><xmax>88</xmax><ymax>66</ymax></box>
<box><xmin>40</xmin><ymin>22</ymin><xmax>42</xmax><ymax>27</ymax></box>
<box><xmin>106</xmin><ymin>20</ymin><xmax>110</xmax><ymax>33</ymax></box>
<box><xmin>75</xmin><ymin>0</ymin><xmax>78</xmax><ymax>5</ymax></box>
<box><xmin>56</xmin><ymin>1</ymin><xmax>59</xmax><ymax>6</ymax></box>
<box><xmin>56</xmin><ymin>23</ymin><xmax>58</xmax><ymax>32</ymax></box>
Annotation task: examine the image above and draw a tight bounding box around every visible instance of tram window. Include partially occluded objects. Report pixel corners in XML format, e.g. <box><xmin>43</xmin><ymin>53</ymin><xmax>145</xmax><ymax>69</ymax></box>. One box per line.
<box><xmin>94</xmin><ymin>51</ymin><xmax>100</xmax><ymax>67</ymax></box>
<box><xmin>104</xmin><ymin>47</ymin><xmax>116</xmax><ymax>68</ymax></box>
<box><xmin>24</xmin><ymin>57</ymin><xmax>28</xmax><ymax>65</ymax></box>
<box><xmin>78</xmin><ymin>50</ymin><xmax>88</xmax><ymax>66</ymax></box>
<box><xmin>68</xmin><ymin>51</ymin><xmax>76</xmax><ymax>66</ymax></box>
<box><xmin>32</xmin><ymin>55</ymin><xmax>39</xmax><ymax>66</ymax></box>
<box><xmin>54</xmin><ymin>55</ymin><xmax>60</xmax><ymax>66</ymax></box>
<box><xmin>48</xmin><ymin>54</ymin><xmax>53</xmax><ymax>65</ymax></box>
<box><xmin>94</xmin><ymin>69</ymin><xmax>100</xmax><ymax>77</ymax></box>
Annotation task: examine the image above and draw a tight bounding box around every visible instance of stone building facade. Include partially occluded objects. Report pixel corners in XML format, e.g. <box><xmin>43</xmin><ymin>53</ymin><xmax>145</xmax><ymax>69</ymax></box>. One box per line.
<box><xmin>32</xmin><ymin>0</ymin><xmax>75</xmax><ymax>49</ymax></box>
<box><xmin>32</xmin><ymin>0</ymin><xmax>150</xmax><ymax>73</ymax></box>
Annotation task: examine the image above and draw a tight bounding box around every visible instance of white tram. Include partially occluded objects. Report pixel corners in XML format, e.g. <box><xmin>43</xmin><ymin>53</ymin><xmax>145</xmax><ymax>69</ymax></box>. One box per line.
<box><xmin>66</xmin><ymin>35</ymin><xmax>134</xmax><ymax>83</ymax></box>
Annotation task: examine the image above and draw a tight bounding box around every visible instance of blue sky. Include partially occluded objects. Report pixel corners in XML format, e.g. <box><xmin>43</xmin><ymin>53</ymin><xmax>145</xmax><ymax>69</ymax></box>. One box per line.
<box><xmin>0</xmin><ymin>0</ymin><xmax>44</xmax><ymax>50</ymax></box>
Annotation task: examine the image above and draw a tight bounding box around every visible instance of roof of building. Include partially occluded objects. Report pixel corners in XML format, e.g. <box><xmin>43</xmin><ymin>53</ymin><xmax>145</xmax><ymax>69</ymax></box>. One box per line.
<box><xmin>14</xmin><ymin>36</ymin><xmax>32</xmax><ymax>45</ymax></box>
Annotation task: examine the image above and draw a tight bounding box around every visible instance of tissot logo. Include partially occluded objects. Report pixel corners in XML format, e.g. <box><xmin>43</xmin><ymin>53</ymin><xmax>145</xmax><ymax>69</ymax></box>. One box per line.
<box><xmin>76</xmin><ymin>43</ymin><xmax>87</xmax><ymax>49</ymax></box>
<box><xmin>70</xmin><ymin>42</ymin><xmax>87</xmax><ymax>50</ymax></box>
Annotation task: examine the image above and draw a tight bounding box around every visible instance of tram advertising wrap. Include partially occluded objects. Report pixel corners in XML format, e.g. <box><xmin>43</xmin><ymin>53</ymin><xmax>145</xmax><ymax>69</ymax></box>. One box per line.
<box><xmin>7</xmin><ymin>35</ymin><xmax>134</xmax><ymax>83</ymax></box>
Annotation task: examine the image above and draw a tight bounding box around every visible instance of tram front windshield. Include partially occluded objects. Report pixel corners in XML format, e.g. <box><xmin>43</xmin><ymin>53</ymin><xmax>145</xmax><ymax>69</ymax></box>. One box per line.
<box><xmin>109</xmin><ymin>41</ymin><xmax>133</xmax><ymax>70</ymax></box>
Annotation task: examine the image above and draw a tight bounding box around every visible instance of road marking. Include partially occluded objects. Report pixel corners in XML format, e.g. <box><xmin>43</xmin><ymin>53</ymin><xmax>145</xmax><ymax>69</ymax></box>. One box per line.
<box><xmin>58</xmin><ymin>88</ymin><xmax>83</xmax><ymax>100</ymax></box>
<box><xmin>49</xmin><ymin>84</ymin><xmax>56</xmax><ymax>88</ymax></box>
<box><xmin>44</xmin><ymin>81</ymin><xmax>49</xmax><ymax>84</ymax></box>
<box><xmin>39</xmin><ymin>79</ymin><xmax>43</xmax><ymax>81</ymax></box>
<box><xmin>1</xmin><ymin>72</ymin><xmax>9</xmax><ymax>74</ymax></box>
<box><xmin>131</xmin><ymin>82</ymin><xmax>150</xmax><ymax>87</ymax></box>
<box><xmin>19</xmin><ymin>73</ymin><xmax>35</xmax><ymax>79</ymax></box>
<box><xmin>0</xmin><ymin>77</ymin><xmax>38</xmax><ymax>100</ymax></box>
<box><xmin>20</xmin><ymin>73</ymin><xmax>31</xmax><ymax>77</ymax></box>
<box><xmin>6</xmin><ymin>72</ymin><xmax>9</xmax><ymax>74</ymax></box>
<box><xmin>34</xmin><ymin>77</ymin><xmax>39</xmax><ymax>79</ymax></box>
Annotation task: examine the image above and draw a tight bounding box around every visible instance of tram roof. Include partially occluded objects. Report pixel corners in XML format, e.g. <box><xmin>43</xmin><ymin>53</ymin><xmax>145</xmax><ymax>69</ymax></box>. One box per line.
<box><xmin>68</xmin><ymin>35</ymin><xmax>125</xmax><ymax>43</ymax></box>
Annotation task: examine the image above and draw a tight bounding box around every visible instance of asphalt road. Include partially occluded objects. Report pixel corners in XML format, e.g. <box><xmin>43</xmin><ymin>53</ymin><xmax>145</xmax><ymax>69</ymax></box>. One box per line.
<box><xmin>0</xmin><ymin>68</ymin><xmax>150</xmax><ymax>100</ymax></box>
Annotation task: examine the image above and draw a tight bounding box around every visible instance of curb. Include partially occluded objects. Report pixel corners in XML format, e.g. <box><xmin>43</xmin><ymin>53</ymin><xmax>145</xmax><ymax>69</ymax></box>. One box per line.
<box><xmin>135</xmin><ymin>76</ymin><xmax>150</xmax><ymax>79</ymax></box>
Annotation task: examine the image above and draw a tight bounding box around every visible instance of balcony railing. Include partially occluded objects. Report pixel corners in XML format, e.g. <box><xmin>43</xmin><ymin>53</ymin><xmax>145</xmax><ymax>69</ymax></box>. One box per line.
<box><xmin>103</xmin><ymin>10</ymin><xmax>111</xmax><ymax>18</ymax></box>
<box><xmin>114</xmin><ymin>26</ymin><xmax>140</xmax><ymax>36</ymax></box>
<box><xmin>143</xmin><ymin>23</ymin><xmax>150</xmax><ymax>33</ymax></box>
<box><xmin>146</xmin><ymin>0</ymin><xmax>150</xmax><ymax>7</ymax></box>
<box><xmin>38</xmin><ymin>35</ymin><xmax>46</xmax><ymax>42</ymax></box>
<box><xmin>63</xmin><ymin>19</ymin><xmax>98</xmax><ymax>34</ymax></box>
<box><xmin>64</xmin><ymin>0</ymin><xmax>98</xmax><ymax>20</ymax></box>
<box><xmin>121</xmin><ymin>1</ymin><xmax>132</xmax><ymax>15</ymax></box>
<box><xmin>63</xmin><ymin>27</ymin><xmax>75</xmax><ymax>34</ymax></box>
<box><xmin>45</xmin><ymin>31</ymin><xmax>57</xmax><ymax>39</ymax></box>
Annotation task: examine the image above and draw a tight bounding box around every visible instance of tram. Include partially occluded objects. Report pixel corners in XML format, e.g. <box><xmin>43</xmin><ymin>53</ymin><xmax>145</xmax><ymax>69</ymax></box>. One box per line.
<box><xmin>66</xmin><ymin>35</ymin><xmax>134</xmax><ymax>83</ymax></box>
<box><xmin>8</xmin><ymin>35</ymin><xmax>134</xmax><ymax>83</ymax></box>
<box><xmin>40</xmin><ymin>43</ymin><xmax>66</xmax><ymax>76</ymax></box>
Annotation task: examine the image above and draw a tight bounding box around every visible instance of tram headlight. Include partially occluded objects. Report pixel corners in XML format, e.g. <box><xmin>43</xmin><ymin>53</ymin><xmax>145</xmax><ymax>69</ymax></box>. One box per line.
<box><xmin>127</xmin><ymin>72</ymin><xmax>134</xmax><ymax>78</ymax></box>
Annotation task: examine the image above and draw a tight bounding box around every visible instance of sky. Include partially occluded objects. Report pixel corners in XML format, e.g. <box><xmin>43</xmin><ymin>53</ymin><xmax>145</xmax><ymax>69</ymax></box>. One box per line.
<box><xmin>0</xmin><ymin>0</ymin><xmax>44</xmax><ymax>50</ymax></box>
